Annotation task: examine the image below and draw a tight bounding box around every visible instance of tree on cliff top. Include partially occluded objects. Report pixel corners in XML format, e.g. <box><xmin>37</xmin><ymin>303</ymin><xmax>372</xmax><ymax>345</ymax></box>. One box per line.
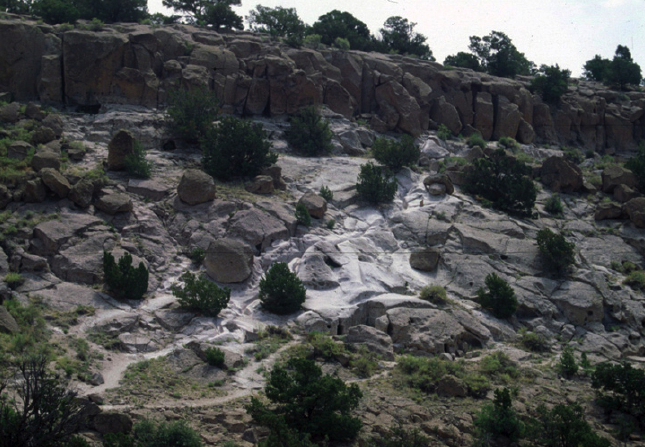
<box><xmin>5</xmin><ymin>0</ymin><xmax>148</xmax><ymax>24</ymax></box>
<box><xmin>247</xmin><ymin>5</ymin><xmax>305</xmax><ymax>42</ymax></box>
<box><xmin>380</xmin><ymin>16</ymin><xmax>434</xmax><ymax>60</ymax></box>
<box><xmin>469</xmin><ymin>31</ymin><xmax>535</xmax><ymax>78</ymax></box>
<box><xmin>163</xmin><ymin>0</ymin><xmax>243</xmax><ymax>29</ymax></box>
<box><xmin>583</xmin><ymin>45</ymin><xmax>643</xmax><ymax>90</ymax></box>
<box><xmin>310</xmin><ymin>10</ymin><xmax>374</xmax><ymax>52</ymax></box>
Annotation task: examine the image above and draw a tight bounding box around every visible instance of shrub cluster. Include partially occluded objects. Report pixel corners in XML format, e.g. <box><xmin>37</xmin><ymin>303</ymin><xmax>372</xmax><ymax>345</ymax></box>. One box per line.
<box><xmin>557</xmin><ymin>346</ymin><xmax>579</xmax><ymax>378</ymax></box>
<box><xmin>124</xmin><ymin>140</ymin><xmax>152</xmax><ymax>179</ymax></box>
<box><xmin>592</xmin><ymin>361</ymin><xmax>645</xmax><ymax>429</ymax></box>
<box><xmin>166</xmin><ymin>86</ymin><xmax>219</xmax><ymax>142</ymax></box>
<box><xmin>201</xmin><ymin>116</ymin><xmax>278</xmax><ymax>181</ymax></box>
<box><xmin>285</xmin><ymin>106</ymin><xmax>333</xmax><ymax>156</ymax></box>
<box><xmin>371</xmin><ymin>135</ymin><xmax>420</xmax><ymax>171</ymax></box>
<box><xmin>436</xmin><ymin>124</ymin><xmax>451</xmax><ymax>141</ymax></box>
<box><xmin>103</xmin><ymin>251</ymin><xmax>148</xmax><ymax>300</ymax></box>
<box><xmin>294</xmin><ymin>203</ymin><xmax>311</xmax><ymax>227</ymax></box>
<box><xmin>356</xmin><ymin>162</ymin><xmax>398</xmax><ymax>204</ymax></box>
<box><xmin>418</xmin><ymin>285</ymin><xmax>448</xmax><ymax>305</ymax></box>
<box><xmin>536</xmin><ymin>228</ymin><xmax>575</xmax><ymax>276</ymax></box>
<box><xmin>530</xmin><ymin>64</ymin><xmax>571</xmax><ymax>104</ymax></box>
<box><xmin>477</xmin><ymin>273</ymin><xmax>517</xmax><ymax>319</ymax></box>
<box><xmin>319</xmin><ymin>185</ymin><xmax>333</xmax><ymax>201</ymax></box>
<box><xmin>464</xmin><ymin>148</ymin><xmax>537</xmax><ymax>217</ymax></box>
<box><xmin>544</xmin><ymin>193</ymin><xmax>564</xmax><ymax>215</ymax></box>
<box><xmin>467</xmin><ymin>133</ymin><xmax>487</xmax><ymax>149</ymax></box>
<box><xmin>498</xmin><ymin>136</ymin><xmax>520</xmax><ymax>151</ymax></box>
<box><xmin>474</xmin><ymin>388</ymin><xmax>524</xmax><ymax>443</ymax></box>
<box><xmin>246</xmin><ymin>357</ymin><xmax>363</xmax><ymax>443</ymax></box>
<box><xmin>170</xmin><ymin>271</ymin><xmax>230</xmax><ymax>317</ymax></box>
<box><xmin>259</xmin><ymin>262</ymin><xmax>307</xmax><ymax>314</ymax></box>
<box><xmin>103</xmin><ymin>418</ymin><xmax>203</xmax><ymax>447</ymax></box>
<box><xmin>205</xmin><ymin>347</ymin><xmax>226</xmax><ymax>368</ymax></box>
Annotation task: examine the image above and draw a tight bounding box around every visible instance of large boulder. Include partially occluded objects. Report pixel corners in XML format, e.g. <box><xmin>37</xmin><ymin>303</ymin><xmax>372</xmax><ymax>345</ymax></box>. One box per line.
<box><xmin>7</xmin><ymin>141</ymin><xmax>32</xmax><ymax>160</ymax></box>
<box><xmin>0</xmin><ymin>306</ymin><xmax>19</xmax><ymax>334</ymax></box>
<box><xmin>625</xmin><ymin>197</ymin><xmax>645</xmax><ymax>228</ymax></box>
<box><xmin>409</xmin><ymin>247</ymin><xmax>441</xmax><ymax>271</ymax></box>
<box><xmin>540</xmin><ymin>156</ymin><xmax>583</xmax><ymax>192</ymax></box>
<box><xmin>227</xmin><ymin>208</ymin><xmax>290</xmax><ymax>252</ymax></box>
<box><xmin>594</xmin><ymin>202</ymin><xmax>624</xmax><ymax>221</ymax></box>
<box><xmin>423</xmin><ymin>173</ymin><xmax>454</xmax><ymax>196</ymax></box>
<box><xmin>430</xmin><ymin>96</ymin><xmax>462</xmax><ymax>135</ymax></box>
<box><xmin>107</xmin><ymin>129</ymin><xmax>135</xmax><ymax>171</ymax></box>
<box><xmin>69</xmin><ymin>179</ymin><xmax>94</xmax><ymax>208</ymax></box>
<box><xmin>40</xmin><ymin>168</ymin><xmax>70</xmax><ymax>198</ymax></box>
<box><xmin>24</xmin><ymin>179</ymin><xmax>47</xmax><ymax>203</ymax></box>
<box><xmin>602</xmin><ymin>165</ymin><xmax>638</xmax><ymax>193</ymax></box>
<box><xmin>177</xmin><ymin>169</ymin><xmax>216</xmax><ymax>205</ymax></box>
<box><xmin>245</xmin><ymin>175</ymin><xmax>274</xmax><ymax>195</ymax></box>
<box><xmin>298</xmin><ymin>192</ymin><xmax>327</xmax><ymax>219</ymax></box>
<box><xmin>344</xmin><ymin>325</ymin><xmax>394</xmax><ymax>361</ymax></box>
<box><xmin>31</xmin><ymin>149</ymin><xmax>60</xmax><ymax>172</ymax></box>
<box><xmin>204</xmin><ymin>238</ymin><xmax>253</xmax><ymax>283</ymax></box>
<box><xmin>260</xmin><ymin>165</ymin><xmax>287</xmax><ymax>190</ymax></box>
<box><xmin>95</xmin><ymin>193</ymin><xmax>133</xmax><ymax>215</ymax></box>
<box><xmin>614</xmin><ymin>184</ymin><xmax>640</xmax><ymax>203</ymax></box>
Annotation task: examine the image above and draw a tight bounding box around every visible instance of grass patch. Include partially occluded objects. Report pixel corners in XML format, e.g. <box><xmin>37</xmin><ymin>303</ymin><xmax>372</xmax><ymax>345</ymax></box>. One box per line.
<box><xmin>245</xmin><ymin>326</ymin><xmax>292</xmax><ymax>361</ymax></box>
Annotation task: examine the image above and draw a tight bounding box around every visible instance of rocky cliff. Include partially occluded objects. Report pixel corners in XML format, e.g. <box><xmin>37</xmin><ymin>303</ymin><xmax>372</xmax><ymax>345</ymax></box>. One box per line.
<box><xmin>1</xmin><ymin>17</ymin><xmax>644</xmax><ymax>153</ymax></box>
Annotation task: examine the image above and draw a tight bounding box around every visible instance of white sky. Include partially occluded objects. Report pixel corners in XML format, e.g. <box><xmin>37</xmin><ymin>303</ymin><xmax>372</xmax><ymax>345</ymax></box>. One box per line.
<box><xmin>148</xmin><ymin>0</ymin><xmax>645</xmax><ymax>77</ymax></box>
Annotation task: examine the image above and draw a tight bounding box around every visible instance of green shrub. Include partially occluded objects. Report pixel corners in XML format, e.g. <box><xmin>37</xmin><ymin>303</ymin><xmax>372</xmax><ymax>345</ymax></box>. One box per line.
<box><xmin>474</xmin><ymin>388</ymin><xmax>524</xmax><ymax>443</ymax></box>
<box><xmin>205</xmin><ymin>347</ymin><xmax>226</xmax><ymax>368</ymax></box>
<box><xmin>563</xmin><ymin>146</ymin><xmax>584</xmax><ymax>164</ymax></box>
<box><xmin>624</xmin><ymin>270</ymin><xmax>645</xmax><ymax>290</ymax></box>
<box><xmin>3</xmin><ymin>272</ymin><xmax>24</xmax><ymax>289</ymax></box>
<box><xmin>544</xmin><ymin>193</ymin><xmax>564</xmax><ymax>215</ymax></box>
<box><xmin>188</xmin><ymin>247</ymin><xmax>206</xmax><ymax>264</ymax></box>
<box><xmin>625</xmin><ymin>140</ymin><xmax>645</xmax><ymax>190</ymax></box>
<box><xmin>536</xmin><ymin>228</ymin><xmax>575</xmax><ymax>276</ymax></box>
<box><xmin>326</xmin><ymin>219</ymin><xmax>335</xmax><ymax>230</ymax></box>
<box><xmin>498</xmin><ymin>136</ymin><xmax>520</xmax><ymax>151</ymax></box>
<box><xmin>102</xmin><ymin>251</ymin><xmax>148</xmax><ymax>300</ymax></box>
<box><xmin>105</xmin><ymin>418</ymin><xmax>203</xmax><ymax>447</ymax></box>
<box><xmin>371</xmin><ymin>135</ymin><xmax>420</xmax><ymax>171</ymax></box>
<box><xmin>319</xmin><ymin>185</ymin><xmax>333</xmax><ymax>201</ymax></box>
<box><xmin>166</xmin><ymin>86</ymin><xmax>219</xmax><ymax>142</ymax></box>
<box><xmin>530</xmin><ymin>64</ymin><xmax>571</xmax><ymax>105</ymax></box>
<box><xmin>464</xmin><ymin>148</ymin><xmax>537</xmax><ymax>217</ymax></box>
<box><xmin>201</xmin><ymin>116</ymin><xmax>278</xmax><ymax>181</ymax></box>
<box><xmin>306</xmin><ymin>332</ymin><xmax>346</xmax><ymax>360</ymax></box>
<box><xmin>467</xmin><ymin>133</ymin><xmax>487</xmax><ymax>149</ymax></box>
<box><xmin>170</xmin><ymin>271</ymin><xmax>230</xmax><ymax>317</ymax></box>
<box><xmin>124</xmin><ymin>140</ymin><xmax>152</xmax><ymax>179</ymax></box>
<box><xmin>285</xmin><ymin>106</ymin><xmax>333</xmax><ymax>156</ymax></box>
<box><xmin>436</xmin><ymin>124</ymin><xmax>451</xmax><ymax>141</ymax></box>
<box><xmin>246</xmin><ymin>357</ymin><xmax>362</xmax><ymax>442</ymax></box>
<box><xmin>418</xmin><ymin>285</ymin><xmax>448</xmax><ymax>305</ymax></box>
<box><xmin>333</xmin><ymin>37</ymin><xmax>350</xmax><ymax>50</ymax></box>
<box><xmin>477</xmin><ymin>273</ymin><xmax>517</xmax><ymax>319</ymax></box>
<box><xmin>356</xmin><ymin>161</ymin><xmax>397</xmax><ymax>204</ymax></box>
<box><xmin>529</xmin><ymin>403</ymin><xmax>611</xmax><ymax>447</ymax></box>
<box><xmin>396</xmin><ymin>355</ymin><xmax>474</xmax><ymax>394</ymax></box>
<box><xmin>591</xmin><ymin>361</ymin><xmax>645</xmax><ymax>429</ymax></box>
<box><xmin>294</xmin><ymin>203</ymin><xmax>311</xmax><ymax>227</ymax></box>
<box><xmin>259</xmin><ymin>262</ymin><xmax>307</xmax><ymax>314</ymax></box>
<box><xmin>518</xmin><ymin>330</ymin><xmax>550</xmax><ymax>352</ymax></box>
<box><xmin>557</xmin><ymin>346</ymin><xmax>578</xmax><ymax>378</ymax></box>
<box><xmin>479</xmin><ymin>351</ymin><xmax>519</xmax><ymax>379</ymax></box>
<box><xmin>303</xmin><ymin>34</ymin><xmax>322</xmax><ymax>49</ymax></box>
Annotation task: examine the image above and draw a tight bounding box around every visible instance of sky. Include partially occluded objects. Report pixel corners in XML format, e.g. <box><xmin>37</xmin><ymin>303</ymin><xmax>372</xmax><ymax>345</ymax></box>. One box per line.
<box><xmin>148</xmin><ymin>0</ymin><xmax>645</xmax><ymax>77</ymax></box>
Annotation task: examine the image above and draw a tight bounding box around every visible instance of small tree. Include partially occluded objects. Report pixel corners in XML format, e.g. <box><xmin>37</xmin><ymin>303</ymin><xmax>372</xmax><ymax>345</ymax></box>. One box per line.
<box><xmin>247</xmin><ymin>5</ymin><xmax>305</xmax><ymax>41</ymax></box>
<box><xmin>531</xmin><ymin>64</ymin><xmax>571</xmax><ymax>105</ymax></box>
<box><xmin>201</xmin><ymin>116</ymin><xmax>277</xmax><ymax>181</ymax></box>
<box><xmin>536</xmin><ymin>228</ymin><xmax>575</xmax><ymax>276</ymax></box>
<box><xmin>356</xmin><ymin>162</ymin><xmax>398</xmax><ymax>204</ymax></box>
<box><xmin>310</xmin><ymin>10</ymin><xmax>374</xmax><ymax>52</ymax></box>
<box><xmin>295</xmin><ymin>203</ymin><xmax>311</xmax><ymax>227</ymax></box>
<box><xmin>474</xmin><ymin>388</ymin><xmax>524</xmax><ymax>443</ymax></box>
<box><xmin>464</xmin><ymin>148</ymin><xmax>537</xmax><ymax>217</ymax></box>
<box><xmin>124</xmin><ymin>140</ymin><xmax>152</xmax><ymax>179</ymax></box>
<box><xmin>103</xmin><ymin>251</ymin><xmax>148</xmax><ymax>300</ymax></box>
<box><xmin>170</xmin><ymin>271</ymin><xmax>230</xmax><ymax>317</ymax></box>
<box><xmin>259</xmin><ymin>263</ymin><xmax>306</xmax><ymax>314</ymax></box>
<box><xmin>205</xmin><ymin>347</ymin><xmax>225</xmax><ymax>367</ymax></box>
<box><xmin>444</xmin><ymin>52</ymin><xmax>482</xmax><ymax>71</ymax></box>
<box><xmin>380</xmin><ymin>16</ymin><xmax>434</xmax><ymax>60</ymax></box>
<box><xmin>477</xmin><ymin>273</ymin><xmax>517</xmax><ymax>319</ymax></box>
<box><xmin>530</xmin><ymin>403</ymin><xmax>611</xmax><ymax>447</ymax></box>
<box><xmin>246</xmin><ymin>357</ymin><xmax>363</xmax><ymax>442</ymax></box>
<box><xmin>605</xmin><ymin>45</ymin><xmax>643</xmax><ymax>91</ymax></box>
<box><xmin>319</xmin><ymin>185</ymin><xmax>333</xmax><ymax>201</ymax></box>
<box><xmin>285</xmin><ymin>106</ymin><xmax>333</xmax><ymax>156</ymax></box>
<box><xmin>468</xmin><ymin>31</ymin><xmax>535</xmax><ymax>78</ymax></box>
<box><xmin>0</xmin><ymin>355</ymin><xmax>89</xmax><ymax>447</ymax></box>
<box><xmin>166</xmin><ymin>86</ymin><xmax>219</xmax><ymax>142</ymax></box>
<box><xmin>371</xmin><ymin>135</ymin><xmax>420</xmax><ymax>171</ymax></box>
<box><xmin>557</xmin><ymin>346</ymin><xmax>578</xmax><ymax>378</ymax></box>
<box><xmin>591</xmin><ymin>361</ymin><xmax>645</xmax><ymax>429</ymax></box>
<box><xmin>544</xmin><ymin>194</ymin><xmax>564</xmax><ymax>215</ymax></box>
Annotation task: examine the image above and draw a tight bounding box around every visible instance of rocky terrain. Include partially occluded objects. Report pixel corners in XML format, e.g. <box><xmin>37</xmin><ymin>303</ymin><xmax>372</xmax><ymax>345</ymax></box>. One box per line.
<box><xmin>1</xmin><ymin>14</ymin><xmax>645</xmax><ymax>447</ymax></box>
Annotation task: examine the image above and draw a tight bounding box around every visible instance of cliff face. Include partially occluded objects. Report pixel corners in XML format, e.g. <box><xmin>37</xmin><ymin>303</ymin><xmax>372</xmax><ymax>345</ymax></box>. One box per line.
<box><xmin>1</xmin><ymin>18</ymin><xmax>644</xmax><ymax>152</ymax></box>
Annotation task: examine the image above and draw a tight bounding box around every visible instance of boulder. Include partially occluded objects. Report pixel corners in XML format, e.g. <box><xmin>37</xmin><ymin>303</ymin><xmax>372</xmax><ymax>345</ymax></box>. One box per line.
<box><xmin>107</xmin><ymin>129</ymin><xmax>135</xmax><ymax>171</ymax></box>
<box><xmin>625</xmin><ymin>197</ymin><xmax>645</xmax><ymax>228</ymax></box>
<box><xmin>69</xmin><ymin>179</ymin><xmax>94</xmax><ymax>208</ymax></box>
<box><xmin>602</xmin><ymin>165</ymin><xmax>638</xmax><ymax>193</ymax></box>
<box><xmin>95</xmin><ymin>193</ymin><xmax>132</xmax><ymax>215</ymax></box>
<box><xmin>227</xmin><ymin>208</ymin><xmax>290</xmax><ymax>252</ymax></box>
<box><xmin>516</xmin><ymin>119</ymin><xmax>536</xmax><ymax>144</ymax></box>
<box><xmin>437</xmin><ymin>375</ymin><xmax>468</xmax><ymax>398</ymax></box>
<box><xmin>127</xmin><ymin>179</ymin><xmax>169</xmax><ymax>201</ymax></box>
<box><xmin>32</xmin><ymin>126</ymin><xmax>56</xmax><ymax>145</ymax></box>
<box><xmin>409</xmin><ymin>247</ymin><xmax>441</xmax><ymax>271</ymax></box>
<box><xmin>40</xmin><ymin>168</ymin><xmax>70</xmax><ymax>198</ymax></box>
<box><xmin>298</xmin><ymin>192</ymin><xmax>327</xmax><ymax>219</ymax></box>
<box><xmin>177</xmin><ymin>169</ymin><xmax>216</xmax><ymax>205</ymax></box>
<box><xmin>0</xmin><ymin>185</ymin><xmax>11</xmax><ymax>209</ymax></box>
<box><xmin>550</xmin><ymin>282</ymin><xmax>603</xmax><ymax>326</ymax></box>
<box><xmin>614</xmin><ymin>184</ymin><xmax>640</xmax><ymax>203</ymax></box>
<box><xmin>245</xmin><ymin>175</ymin><xmax>274</xmax><ymax>195</ymax></box>
<box><xmin>93</xmin><ymin>413</ymin><xmax>133</xmax><ymax>435</ymax></box>
<box><xmin>420</xmin><ymin>138</ymin><xmax>449</xmax><ymax>159</ymax></box>
<box><xmin>423</xmin><ymin>173</ymin><xmax>454</xmax><ymax>195</ymax></box>
<box><xmin>540</xmin><ymin>156</ymin><xmax>583</xmax><ymax>192</ymax></box>
<box><xmin>31</xmin><ymin>149</ymin><xmax>60</xmax><ymax>171</ymax></box>
<box><xmin>430</xmin><ymin>96</ymin><xmax>462</xmax><ymax>135</ymax></box>
<box><xmin>7</xmin><ymin>141</ymin><xmax>32</xmax><ymax>160</ymax></box>
<box><xmin>345</xmin><ymin>325</ymin><xmax>394</xmax><ymax>360</ymax></box>
<box><xmin>0</xmin><ymin>102</ymin><xmax>20</xmax><ymax>123</ymax></box>
<box><xmin>32</xmin><ymin>214</ymin><xmax>103</xmax><ymax>255</ymax></box>
<box><xmin>594</xmin><ymin>202</ymin><xmax>624</xmax><ymax>221</ymax></box>
<box><xmin>204</xmin><ymin>238</ymin><xmax>253</xmax><ymax>283</ymax></box>
<box><xmin>0</xmin><ymin>306</ymin><xmax>19</xmax><ymax>334</ymax></box>
<box><xmin>118</xmin><ymin>333</ymin><xmax>159</xmax><ymax>353</ymax></box>
<box><xmin>24</xmin><ymin>179</ymin><xmax>47</xmax><ymax>203</ymax></box>
<box><xmin>41</xmin><ymin>114</ymin><xmax>64</xmax><ymax>138</ymax></box>
<box><xmin>260</xmin><ymin>165</ymin><xmax>287</xmax><ymax>190</ymax></box>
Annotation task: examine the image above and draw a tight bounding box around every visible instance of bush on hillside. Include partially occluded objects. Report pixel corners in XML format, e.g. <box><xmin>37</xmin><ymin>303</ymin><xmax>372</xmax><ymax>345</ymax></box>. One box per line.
<box><xmin>103</xmin><ymin>418</ymin><xmax>202</xmax><ymax>447</ymax></box>
<box><xmin>103</xmin><ymin>251</ymin><xmax>148</xmax><ymax>300</ymax></box>
<box><xmin>467</xmin><ymin>133</ymin><xmax>487</xmax><ymax>149</ymax></box>
<box><xmin>531</xmin><ymin>64</ymin><xmax>571</xmax><ymax>105</ymax></box>
<box><xmin>557</xmin><ymin>346</ymin><xmax>578</xmax><ymax>378</ymax></box>
<box><xmin>371</xmin><ymin>135</ymin><xmax>420</xmax><ymax>171</ymax></box>
<box><xmin>477</xmin><ymin>273</ymin><xmax>517</xmax><ymax>319</ymax></box>
<box><xmin>528</xmin><ymin>403</ymin><xmax>611</xmax><ymax>447</ymax></box>
<box><xmin>536</xmin><ymin>228</ymin><xmax>575</xmax><ymax>276</ymax></box>
<box><xmin>544</xmin><ymin>193</ymin><xmax>564</xmax><ymax>215</ymax></box>
<box><xmin>259</xmin><ymin>263</ymin><xmax>307</xmax><ymax>314</ymax></box>
<box><xmin>124</xmin><ymin>140</ymin><xmax>152</xmax><ymax>179</ymax></box>
<box><xmin>170</xmin><ymin>271</ymin><xmax>230</xmax><ymax>317</ymax></box>
<box><xmin>498</xmin><ymin>136</ymin><xmax>520</xmax><ymax>151</ymax></box>
<box><xmin>205</xmin><ymin>347</ymin><xmax>226</xmax><ymax>368</ymax></box>
<box><xmin>474</xmin><ymin>388</ymin><xmax>524</xmax><ymax>443</ymax></box>
<box><xmin>201</xmin><ymin>116</ymin><xmax>278</xmax><ymax>181</ymax></box>
<box><xmin>436</xmin><ymin>124</ymin><xmax>451</xmax><ymax>141</ymax></box>
<box><xmin>166</xmin><ymin>86</ymin><xmax>219</xmax><ymax>142</ymax></box>
<box><xmin>464</xmin><ymin>148</ymin><xmax>537</xmax><ymax>217</ymax></box>
<box><xmin>591</xmin><ymin>361</ymin><xmax>645</xmax><ymax>429</ymax></box>
<box><xmin>285</xmin><ymin>106</ymin><xmax>333</xmax><ymax>156</ymax></box>
<box><xmin>356</xmin><ymin>162</ymin><xmax>397</xmax><ymax>204</ymax></box>
<box><xmin>295</xmin><ymin>203</ymin><xmax>311</xmax><ymax>227</ymax></box>
<box><xmin>319</xmin><ymin>185</ymin><xmax>333</xmax><ymax>201</ymax></box>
